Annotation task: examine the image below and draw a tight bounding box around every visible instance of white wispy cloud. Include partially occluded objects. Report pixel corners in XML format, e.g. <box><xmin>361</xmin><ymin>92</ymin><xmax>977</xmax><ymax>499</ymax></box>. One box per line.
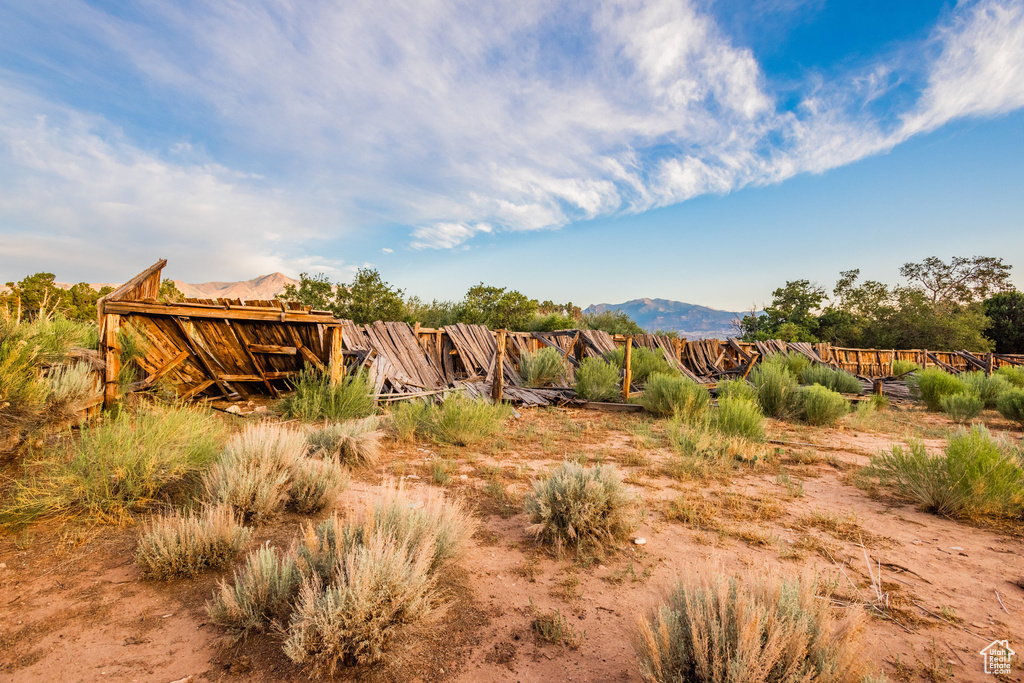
<box><xmin>0</xmin><ymin>0</ymin><xmax>1022</xmax><ymax>266</ymax></box>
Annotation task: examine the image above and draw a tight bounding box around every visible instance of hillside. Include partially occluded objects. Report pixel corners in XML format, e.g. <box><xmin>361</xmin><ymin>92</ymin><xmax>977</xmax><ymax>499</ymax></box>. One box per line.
<box><xmin>172</xmin><ymin>272</ymin><xmax>298</xmax><ymax>300</ymax></box>
<box><xmin>584</xmin><ymin>298</ymin><xmax>746</xmax><ymax>339</ymax></box>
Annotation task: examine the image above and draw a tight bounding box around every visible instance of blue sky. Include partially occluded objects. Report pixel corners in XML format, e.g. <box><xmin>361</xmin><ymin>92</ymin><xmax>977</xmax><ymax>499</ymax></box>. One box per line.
<box><xmin>1</xmin><ymin>0</ymin><xmax>1022</xmax><ymax>311</ymax></box>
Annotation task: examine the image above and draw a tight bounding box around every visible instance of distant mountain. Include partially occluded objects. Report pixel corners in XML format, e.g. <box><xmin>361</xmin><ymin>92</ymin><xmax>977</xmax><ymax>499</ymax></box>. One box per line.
<box><xmin>173</xmin><ymin>272</ymin><xmax>299</xmax><ymax>301</ymax></box>
<box><xmin>584</xmin><ymin>298</ymin><xmax>747</xmax><ymax>340</ymax></box>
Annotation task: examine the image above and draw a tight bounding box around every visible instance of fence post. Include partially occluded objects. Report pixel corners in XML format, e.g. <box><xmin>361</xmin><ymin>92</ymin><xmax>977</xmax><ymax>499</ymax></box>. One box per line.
<box><xmin>622</xmin><ymin>335</ymin><xmax>633</xmax><ymax>402</ymax></box>
<box><xmin>102</xmin><ymin>314</ymin><xmax>121</xmax><ymax>409</ymax></box>
<box><xmin>329</xmin><ymin>326</ymin><xmax>344</xmax><ymax>385</ymax></box>
<box><xmin>492</xmin><ymin>329</ymin><xmax>507</xmax><ymax>402</ymax></box>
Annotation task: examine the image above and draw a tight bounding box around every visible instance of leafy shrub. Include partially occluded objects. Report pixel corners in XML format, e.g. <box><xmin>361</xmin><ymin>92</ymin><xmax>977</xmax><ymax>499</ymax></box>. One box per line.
<box><xmin>640</xmin><ymin>373</ymin><xmax>711</xmax><ymax>420</ymax></box>
<box><xmin>524</xmin><ymin>462</ymin><xmax>636</xmax><ymax>554</ymax></box>
<box><xmin>715</xmin><ymin>397</ymin><xmax>765</xmax><ymax>440</ymax></box>
<box><xmin>605</xmin><ymin>346</ymin><xmax>676</xmax><ymax>387</ymax></box>
<box><xmin>204</xmin><ymin>423</ymin><xmax>306</xmax><ymax>523</ymax></box>
<box><xmin>136</xmin><ymin>504</ymin><xmax>250</xmax><ymax>580</ymax></box>
<box><xmin>289</xmin><ymin>457</ymin><xmax>350</xmax><ymax>513</ymax></box>
<box><xmin>418</xmin><ymin>393</ymin><xmax>512</xmax><ymax>446</ymax></box>
<box><xmin>208</xmin><ymin>544</ymin><xmax>300</xmax><ymax>635</ymax></box>
<box><xmin>913</xmin><ymin>368</ymin><xmax>967</xmax><ymax>411</ymax></box>
<box><xmin>574</xmin><ymin>357</ymin><xmax>621</xmax><ymax>402</ymax></box>
<box><xmin>960</xmin><ymin>371</ymin><xmax>1012</xmax><ymax>408</ymax></box>
<box><xmin>939</xmin><ymin>393</ymin><xmax>984</xmax><ymax>423</ymax></box>
<box><xmin>750</xmin><ymin>363</ymin><xmax>799</xmax><ymax>419</ymax></box>
<box><xmin>996</xmin><ymin>365</ymin><xmax>1024</xmax><ymax>388</ymax></box>
<box><xmin>997</xmin><ymin>388</ymin><xmax>1024</xmax><ymax>427</ymax></box>
<box><xmin>280</xmin><ymin>369</ymin><xmax>376</xmax><ymax>422</ymax></box>
<box><xmin>715</xmin><ymin>379</ymin><xmax>756</xmax><ymax>403</ymax></box>
<box><xmin>519</xmin><ymin>347</ymin><xmax>567</xmax><ymax>387</ymax></box>
<box><xmin>863</xmin><ymin>425</ymin><xmax>1024</xmax><ymax>518</ymax></box>
<box><xmin>762</xmin><ymin>352</ymin><xmax>810</xmax><ymax>379</ymax></box>
<box><xmin>307</xmin><ymin>417</ymin><xmax>382</xmax><ymax>467</ymax></box>
<box><xmin>797</xmin><ymin>385</ymin><xmax>848</xmax><ymax>426</ymax></box>
<box><xmin>800</xmin><ymin>364</ymin><xmax>862</xmax><ymax>394</ymax></box>
<box><xmin>636</xmin><ymin>570</ymin><xmax>865</xmax><ymax>683</ymax></box>
<box><xmin>2</xmin><ymin>406</ymin><xmax>224</xmax><ymax>525</ymax></box>
<box><xmin>891</xmin><ymin>359</ymin><xmax>920</xmax><ymax>376</ymax></box>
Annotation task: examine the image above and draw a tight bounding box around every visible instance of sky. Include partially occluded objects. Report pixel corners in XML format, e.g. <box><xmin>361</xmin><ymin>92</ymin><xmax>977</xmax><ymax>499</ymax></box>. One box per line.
<box><xmin>1</xmin><ymin>0</ymin><xmax>1023</xmax><ymax>311</ymax></box>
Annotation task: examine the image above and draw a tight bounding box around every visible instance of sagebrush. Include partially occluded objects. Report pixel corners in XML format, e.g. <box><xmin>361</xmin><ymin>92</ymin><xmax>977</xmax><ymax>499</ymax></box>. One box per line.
<box><xmin>575</xmin><ymin>357</ymin><xmax>621</xmax><ymax>402</ymax></box>
<box><xmin>640</xmin><ymin>373</ymin><xmax>711</xmax><ymax>420</ymax></box>
<box><xmin>136</xmin><ymin>504</ymin><xmax>250</xmax><ymax>580</ymax></box>
<box><xmin>519</xmin><ymin>347</ymin><xmax>567</xmax><ymax>387</ymax></box>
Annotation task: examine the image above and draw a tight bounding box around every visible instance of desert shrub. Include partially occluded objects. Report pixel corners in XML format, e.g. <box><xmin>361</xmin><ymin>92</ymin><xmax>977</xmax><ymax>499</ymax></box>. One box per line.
<box><xmin>362</xmin><ymin>486</ymin><xmax>474</xmax><ymax>571</ymax></box>
<box><xmin>289</xmin><ymin>457</ymin><xmax>350</xmax><ymax>514</ymax></box>
<box><xmin>715</xmin><ymin>397</ymin><xmax>765</xmax><ymax>440</ymax></box>
<box><xmin>524</xmin><ymin>462</ymin><xmax>636</xmax><ymax>554</ymax></box>
<box><xmin>136</xmin><ymin>504</ymin><xmax>250</xmax><ymax>580</ymax></box>
<box><xmin>388</xmin><ymin>400</ymin><xmax>428</xmax><ymax>442</ymax></box>
<box><xmin>606</xmin><ymin>346</ymin><xmax>677</xmax><ymax>386</ymax></box>
<box><xmin>418</xmin><ymin>393</ymin><xmax>512</xmax><ymax>446</ymax></box>
<box><xmin>280</xmin><ymin>369</ymin><xmax>376</xmax><ymax>422</ymax></box>
<box><xmin>640</xmin><ymin>373</ymin><xmax>711</xmax><ymax>420</ymax></box>
<box><xmin>208</xmin><ymin>544</ymin><xmax>301</xmax><ymax>635</ymax></box>
<box><xmin>636</xmin><ymin>570</ymin><xmax>865</xmax><ymax>683</ymax></box>
<box><xmin>997</xmin><ymin>388</ymin><xmax>1024</xmax><ymax>427</ymax></box>
<box><xmin>282</xmin><ymin>532</ymin><xmax>436</xmax><ymax>673</ymax></box>
<box><xmin>863</xmin><ymin>425</ymin><xmax>1024</xmax><ymax>518</ymax></box>
<box><xmin>2</xmin><ymin>406</ymin><xmax>224</xmax><ymax>525</ymax></box>
<box><xmin>800</xmin><ymin>364</ymin><xmax>862</xmax><ymax>394</ymax></box>
<box><xmin>762</xmin><ymin>352</ymin><xmax>810</xmax><ymax>379</ymax></box>
<box><xmin>939</xmin><ymin>393</ymin><xmax>984</xmax><ymax>423</ymax></box>
<box><xmin>715</xmin><ymin>379</ymin><xmax>756</xmax><ymax>403</ymax></box>
<box><xmin>519</xmin><ymin>347</ymin><xmax>567</xmax><ymax>387</ymax></box>
<box><xmin>45</xmin><ymin>362</ymin><xmax>100</xmax><ymax>409</ymax></box>
<box><xmin>665</xmin><ymin>418</ymin><xmax>768</xmax><ymax>480</ymax></box>
<box><xmin>891</xmin><ymin>359</ymin><xmax>920</xmax><ymax>376</ymax></box>
<box><xmin>749</xmin><ymin>363</ymin><xmax>799</xmax><ymax>419</ymax></box>
<box><xmin>307</xmin><ymin>417</ymin><xmax>382</xmax><ymax>467</ymax></box>
<box><xmin>0</xmin><ymin>331</ymin><xmax>48</xmax><ymax>429</ymax></box>
<box><xmin>575</xmin><ymin>357</ymin><xmax>621</xmax><ymax>402</ymax></box>
<box><xmin>960</xmin><ymin>371</ymin><xmax>1012</xmax><ymax>409</ymax></box>
<box><xmin>204</xmin><ymin>423</ymin><xmax>306</xmax><ymax>523</ymax></box>
<box><xmin>996</xmin><ymin>365</ymin><xmax>1024</xmax><ymax>388</ymax></box>
<box><xmin>913</xmin><ymin>368</ymin><xmax>967</xmax><ymax>411</ymax></box>
<box><xmin>797</xmin><ymin>385</ymin><xmax>848</xmax><ymax>426</ymax></box>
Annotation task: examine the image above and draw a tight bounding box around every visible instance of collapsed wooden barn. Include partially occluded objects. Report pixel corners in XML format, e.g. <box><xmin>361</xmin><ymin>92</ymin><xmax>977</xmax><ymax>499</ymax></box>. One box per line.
<box><xmin>95</xmin><ymin>260</ymin><xmax>1024</xmax><ymax>410</ymax></box>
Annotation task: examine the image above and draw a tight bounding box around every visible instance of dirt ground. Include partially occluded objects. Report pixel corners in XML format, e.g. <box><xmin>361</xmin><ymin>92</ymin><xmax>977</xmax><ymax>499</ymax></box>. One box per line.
<box><xmin>2</xmin><ymin>403</ymin><xmax>1024</xmax><ymax>682</ymax></box>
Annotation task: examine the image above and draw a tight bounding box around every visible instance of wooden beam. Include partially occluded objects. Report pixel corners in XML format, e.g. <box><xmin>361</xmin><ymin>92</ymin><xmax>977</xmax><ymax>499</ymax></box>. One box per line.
<box><xmin>226</xmin><ymin>320</ymin><xmax>278</xmax><ymax>398</ymax></box>
<box><xmin>218</xmin><ymin>374</ymin><xmax>266</xmax><ymax>382</ymax></box>
<box><xmin>622</xmin><ymin>335</ymin><xmax>633</xmax><ymax>402</ymax></box>
<box><xmin>492</xmin><ymin>329</ymin><xmax>507</xmax><ymax>402</ymax></box>
<box><xmin>103</xmin><ymin>300</ymin><xmax>335</xmax><ymax>324</ymax></box>
<box><xmin>102</xmin><ymin>313</ymin><xmax>121</xmax><ymax>409</ymax></box>
<box><xmin>248</xmin><ymin>344</ymin><xmax>298</xmax><ymax>355</ymax></box>
<box><xmin>288</xmin><ymin>328</ymin><xmax>328</xmax><ymax>372</ymax></box>
<box><xmin>180</xmin><ymin>379</ymin><xmax>215</xmax><ymax>401</ymax></box>
<box><xmin>171</xmin><ymin>317</ymin><xmax>232</xmax><ymax>398</ymax></box>
<box><xmin>141</xmin><ymin>348</ymin><xmax>189</xmax><ymax>387</ymax></box>
<box><xmin>329</xmin><ymin>326</ymin><xmax>344</xmax><ymax>385</ymax></box>
<box><xmin>101</xmin><ymin>259</ymin><xmax>167</xmax><ymax>303</ymax></box>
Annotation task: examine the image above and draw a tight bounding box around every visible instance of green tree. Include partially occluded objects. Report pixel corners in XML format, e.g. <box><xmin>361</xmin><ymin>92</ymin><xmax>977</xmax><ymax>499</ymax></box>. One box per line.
<box><xmin>336</xmin><ymin>268</ymin><xmax>406</xmax><ymax>323</ymax></box>
<box><xmin>984</xmin><ymin>291</ymin><xmax>1024</xmax><ymax>353</ymax></box>
<box><xmin>278</xmin><ymin>272</ymin><xmax>335</xmax><ymax>311</ymax></box>
<box><xmin>3</xmin><ymin>273</ymin><xmax>64</xmax><ymax>319</ymax></box>
<box><xmin>739</xmin><ymin>280</ymin><xmax>825</xmax><ymax>341</ymax></box>
<box><xmin>581</xmin><ymin>310</ymin><xmax>644</xmax><ymax>336</ymax></box>
<box><xmin>461</xmin><ymin>283</ymin><xmax>538</xmax><ymax>330</ymax></box>
<box><xmin>899</xmin><ymin>256</ymin><xmax>1013</xmax><ymax>305</ymax></box>
<box><xmin>159</xmin><ymin>279</ymin><xmax>185</xmax><ymax>303</ymax></box>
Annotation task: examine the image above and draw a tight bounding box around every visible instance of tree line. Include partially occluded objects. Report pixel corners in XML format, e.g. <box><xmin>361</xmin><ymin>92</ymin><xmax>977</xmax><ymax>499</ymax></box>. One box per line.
<box><xmin>738</xmin><ymin>256</ymin><xmax>1024</xmax><ymax>353</ymax></box>
<box><xmin>1</xmin><ymin>273</ymin><xmax>184</xmax><ymax>322</ymax></box>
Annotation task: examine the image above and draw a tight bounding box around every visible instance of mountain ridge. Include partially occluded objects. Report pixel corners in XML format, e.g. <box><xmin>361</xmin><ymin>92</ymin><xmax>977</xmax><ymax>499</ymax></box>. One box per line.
<box><xmin>585</xmin><ymin>298</ymin><xmax>746</xmax><ymax>339</ymax></box>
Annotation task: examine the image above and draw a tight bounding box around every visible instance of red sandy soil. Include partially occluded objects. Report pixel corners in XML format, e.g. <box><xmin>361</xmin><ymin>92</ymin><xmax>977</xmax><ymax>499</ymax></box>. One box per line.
<box><xmin>2</xmin><ymin>405</ymin><xmax>1024</xmax><ymax>682</ymax></box>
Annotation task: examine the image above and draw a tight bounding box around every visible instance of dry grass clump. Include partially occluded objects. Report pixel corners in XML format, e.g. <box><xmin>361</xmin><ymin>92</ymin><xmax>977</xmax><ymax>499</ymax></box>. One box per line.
<box><xmin>750</xmin><ymin>363</ymin><xmax>800</xmax><ymax>419</ymax></box>
<box><xmin>208</xmin><ymin>485</ymin><xmax>473</xmax><ymax>672</ymax></box>
<box><xmin>524</xmin><ymin>462</ymin><xmax>636</xmax><ymax>554</ymax></box>
<box><xmin>862</xmin><ymin>425</ymin><xmax>1024</xmax><ymax>519</ymax></box>
<box><xmin>204</xmin><ymin>423</ymin><xmax>306</xmax><ymax>523</ymax></box>
<box><xmin>208</xmin><ymin>544</ymin><xmax>301</xmax><ymax>635</ymax></box>
<box><xmin>636</xmin><ymin>569</ymin><xmax>865</xmax><ymax>683</ymax></box>
<box><xmin>388</xmin><ymin>393</ymin><xmax>512</xmax><ymax>446</ymax></box>
<box><xmin>800</xmin><ymin>364</ymin><xmax>862</xmax><ymax>395</ymax></box>
<box><xmin>2</xmin><ymin>405</ymin><xmax>224</xmax><ymax>526</ymax></box>
<box><xmin>307</xmin><ymin>417</ymin><xmax>382</xmax><ymax>467</ymax></box>
<box><xmin>44</xmin><ymin>361</ymin><xmax>101</xmax><ymax>417</ymax></box>
<box><xmin>519</xmin><ymin>347</ymin><xmax>568</xmax><ymax>387</ymax></box>
<box><xmin>279</xmin><ymin>368</ymin><xmax>376</xmax><ymax>422</ymax></box>
<box><xmin>939</xmin><ymin>393</ymin><xmax>983</xmax><ymax>423</ymax></box>
<box><xmin>289</xmin><ymin>456</ymin><xmax>350</xmax><ymax>514</ymax></box>
<box><xmin>664</xmin><ymin>418</ymin><xmax>769</xmax><ymax>481</ymax></box>
<box><xmin>531</xmin><ymin>602</ymin><xmax>584</xmax><ymax>648</ymax></box>
<box><xmin>997</xmin><ymin>388</ymin><xmax>1024</xmax><ymax>427</ymax></box>
<box><xmin>640</xmin><ymin>373</ymin><xmax>711</xmax><ymax>419</ymax></box>
<box><xmin>575</xmin><ymin>357</ymin><xmax>621</xmax><ymax>402</ymax></box>
<box><xmin>136</xmin><ymin>504</ymin><xmax>250</xmax><ymax>580</ymax></box>
<box><xmin>797</xmin><ymin>385</ymin><xmax>848</xmax><ymax>426</ymax></box>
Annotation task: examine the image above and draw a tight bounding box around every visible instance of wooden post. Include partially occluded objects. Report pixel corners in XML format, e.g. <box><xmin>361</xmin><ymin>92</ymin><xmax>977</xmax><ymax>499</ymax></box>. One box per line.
<box><xmin>622</xmin><ymin>335</ymin><xmax>633</xmax><ymax>402</ymax></box>
<box><xmin>102</xmin><ymin>314</ymin><xmax>121</xmax><ymax>409</ymax></box>
<box><xmin>986</xmin><ymin>352</ymin><xmax>994</xmax><ymax>376</ymax></box>
<box><xmin>492</xmin><ymin>329</ymin><xmax>507</xmax><ymax>402</ymax></box>
<box><xmin>922</xmin><ymin>349</ymin><xmax>928</xmax><ymax>370</ymax></box>
<box><xmin>873</xmin><ymin>379</ymin><xmax>884</xmax><ymax>395</ymax></box>
<box><xmin>329</xmin><ymin>326</ymin><xmax>344</xmax><ymax>385</ymax></box>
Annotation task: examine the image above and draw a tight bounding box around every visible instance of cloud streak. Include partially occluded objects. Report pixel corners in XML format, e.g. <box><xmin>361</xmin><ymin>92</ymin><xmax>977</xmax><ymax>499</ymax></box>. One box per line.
<box><xmin>0</xmin><ymin>0</ymin><xmax>1022</xmax><ymax>267</ymax></box>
